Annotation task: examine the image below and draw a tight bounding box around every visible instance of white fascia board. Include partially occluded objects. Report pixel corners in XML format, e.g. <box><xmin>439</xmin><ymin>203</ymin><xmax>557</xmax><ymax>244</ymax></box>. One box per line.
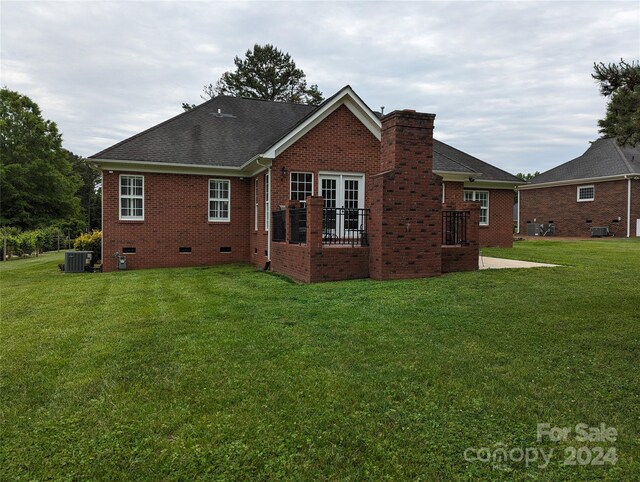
<box><xmin>435</xmin><ymin>170</ymin><xmax>479</xmax><ymax>182</ymax></box>
<box><xmin>90</xmin><ymin>158</ymin><xmax>247</xmax><ymax>177</ymax></box>
<box><xmin>465</xmin><ymin>180</ymin><xmax>522</xmax><ymax>190</ymax></box>
<box><xmin>517</xmin><ymin>173</ymin><xmax>640</xmax><ymax>190</ymax></box>
<box><xmin>261</xmin><ymin>87</ymin><xmax>381</xmax><ymax>159</ymax></box>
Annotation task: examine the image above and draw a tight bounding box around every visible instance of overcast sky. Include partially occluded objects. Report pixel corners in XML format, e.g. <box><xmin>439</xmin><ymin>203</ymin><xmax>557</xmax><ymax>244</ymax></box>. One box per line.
<box><xmin>1</xmin><ymin>1</ymin><xmax>638</xmax><ymax>174</ymax></box>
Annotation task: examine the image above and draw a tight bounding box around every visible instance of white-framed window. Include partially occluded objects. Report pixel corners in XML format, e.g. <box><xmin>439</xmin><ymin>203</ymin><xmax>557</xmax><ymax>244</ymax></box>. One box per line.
<box><xmin>119</xmin><ymin>174</ymin><xmax>144</xmax><ymax>220</ymax></box>
<box><xmin>264</xmin><ymin>172</ymin><xmax>270</xmax><ymax>231</ymax></box>
<box><xmin>577</xmin><ymin>185</ymin><xmax>595</xmax><ymax>202</ymax></box>
<box><xmin>254</xmin><ymin>178</ymin><xmax>259</xmax><ymax>231</ymax></box>
<box><xmin>208</xmin><ymin>179</ymin><xmax>230</xmax><ymax>221</ymax></box>
<box><xmin>464</xmin><ymin>190</ymin><xmax>489</xmax><ymax>225</ymax></box>
<box><xmin>290</xmin><ymin>172</ymin><xmax>313</xmax><ymax>206</ymax></box>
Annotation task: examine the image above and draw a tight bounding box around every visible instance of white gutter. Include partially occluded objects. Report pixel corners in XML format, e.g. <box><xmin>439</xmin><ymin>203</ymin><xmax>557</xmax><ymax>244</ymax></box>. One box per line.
<box><xmin>627</xmin><ymin>177</ymin><xmax>632</xmax><ymax>238</ymax></box>
<box><xmin>518</xmin><ymin>173</ymin><xmax>640</xmax><ymax>190</ymax></box>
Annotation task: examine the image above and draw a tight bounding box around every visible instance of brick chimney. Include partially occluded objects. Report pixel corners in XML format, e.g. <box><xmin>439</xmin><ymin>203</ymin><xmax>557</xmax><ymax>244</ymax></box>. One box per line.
<box><xmin>369</xmin><ymin>110</ymin><xmax>443</xmax><ymax>280</ymax></box>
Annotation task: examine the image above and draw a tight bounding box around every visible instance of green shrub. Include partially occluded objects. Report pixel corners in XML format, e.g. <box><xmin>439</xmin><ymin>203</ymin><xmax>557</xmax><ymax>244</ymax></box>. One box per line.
<box><xmin>73</xmin><ymin>230</ymin><xmax>102</xmax><ymax>261</ymax></box>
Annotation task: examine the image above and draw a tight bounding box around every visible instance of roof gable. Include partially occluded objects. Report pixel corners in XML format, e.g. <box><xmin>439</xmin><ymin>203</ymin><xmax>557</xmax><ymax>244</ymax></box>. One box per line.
<box><xmin>261</xmin><ymin>85</ymin><xmax>381</xmax><ymax>159</ymax></box>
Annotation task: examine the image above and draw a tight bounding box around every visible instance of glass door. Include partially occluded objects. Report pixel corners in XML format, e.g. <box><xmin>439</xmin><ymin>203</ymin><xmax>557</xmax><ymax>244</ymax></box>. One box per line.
<box><xmin>320</xmin><ymin>174</ymin><xmax>364</xmax><ymax>241</ymax></box>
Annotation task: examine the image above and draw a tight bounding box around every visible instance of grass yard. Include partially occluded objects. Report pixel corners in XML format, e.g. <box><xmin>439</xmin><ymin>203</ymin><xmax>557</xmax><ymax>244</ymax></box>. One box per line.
<box><xmin>1</xmin><ymin>240</ymin><xmax>639</xmax><ymax>480</ymax></box>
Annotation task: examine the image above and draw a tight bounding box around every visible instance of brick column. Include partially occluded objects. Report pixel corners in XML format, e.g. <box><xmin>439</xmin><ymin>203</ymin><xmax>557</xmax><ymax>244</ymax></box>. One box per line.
<box><xmin>369</xmin><ymin>110</ymin><xmax>443</xmax><ymax>280</ymax></box>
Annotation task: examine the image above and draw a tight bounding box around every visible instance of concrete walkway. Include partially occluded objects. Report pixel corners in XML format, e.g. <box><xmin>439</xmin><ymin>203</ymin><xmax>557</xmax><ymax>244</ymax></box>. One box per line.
<box><xmin>479</xmin><ymin>256</ymin><xmax>560</xmax><ymax>270</ymax></box>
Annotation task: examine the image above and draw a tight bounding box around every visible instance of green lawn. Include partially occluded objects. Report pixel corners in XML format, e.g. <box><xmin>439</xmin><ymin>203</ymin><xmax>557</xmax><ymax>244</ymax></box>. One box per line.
<box><xmin>1</xmin><ymin>240</ymin><xmax>639</xmax><ymax>480</ymax></box>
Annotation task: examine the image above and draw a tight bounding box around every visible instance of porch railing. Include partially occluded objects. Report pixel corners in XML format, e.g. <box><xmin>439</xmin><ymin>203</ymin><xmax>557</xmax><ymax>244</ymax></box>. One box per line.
<box><xmin>289</xmin><ymin>207</ymin><xmax>307</xmax><ymax>244</ymax></box>
<box><xmin>323</xmin><ymin>208</ymin><xmax>370</xmax><ymax>247</ymax></box>
<box><xmin>442</xmin><ymin>210</ymin><xmax>469</xmax><ymax>245</ymax></box>
<box><xmin>272</xmin><ymin>210</ymin><xmax>286</xmax><ymax>242</ymax></box>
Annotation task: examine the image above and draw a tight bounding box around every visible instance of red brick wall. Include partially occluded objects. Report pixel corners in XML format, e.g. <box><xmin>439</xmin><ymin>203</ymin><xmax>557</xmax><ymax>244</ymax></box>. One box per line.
<box><xmin>369</xmin><ymin>110</ymin><xmax>443</xmax><ymax>280</ymax></box>
<box><xmin>102</xmin><ymin>171</ymin><xmax>250</xmax><ymax>271</ymax></box>
<box><xmin>250</xmin><ymin>104</ymin><xmax>381</xmax><ymax>268</ymax></box>
<box><xmin>270</xmin><ymin>197</ymin><xmax>370</xmax><ymax>283</ymax></box>
<box><xmin>441</xmin><ymin>246</ymin><xmax>479</xmax><ymax>273</ymax></box>
<box><xmin>520</xmin><ymin>179</ymin><xmax>639</xmax><ymax>237</ymax></box>
<box><xmin>443</xmin><ymin>181</ymin><xmax>514</xmax><ymax>247</ymax></box>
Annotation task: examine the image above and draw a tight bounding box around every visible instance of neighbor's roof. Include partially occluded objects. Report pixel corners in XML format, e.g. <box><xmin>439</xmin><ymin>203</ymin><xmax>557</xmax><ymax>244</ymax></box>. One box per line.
<box><xmin>529</xmin><ymin>138</ymin><xmax>640</xmax><ymax>184</ymax></box>
<box><xmin>91</xmin><ymin>93</ymin><xmax>520</xmax><ymax>182</ymax></box>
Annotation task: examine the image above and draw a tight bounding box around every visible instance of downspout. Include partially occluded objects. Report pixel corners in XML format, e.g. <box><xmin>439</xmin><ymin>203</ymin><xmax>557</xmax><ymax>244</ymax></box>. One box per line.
<box><xmin>267</xmin><ymin>166</ymin><xmax>272</xmax><ymax>261</ymax></box>
<box><xmin>256</xmin><ymin>157</ymin><xmax>272</xmax><ymax>262</ymax></box>
<box><xmin>517</xmin><ymin>189</ymin><xmax>521</xmax><ymax>235</ymax></box>
<box><xmin>627</xmin><ymin>177</ymin><xmax>631</xmax><ymax>238</ymax></box>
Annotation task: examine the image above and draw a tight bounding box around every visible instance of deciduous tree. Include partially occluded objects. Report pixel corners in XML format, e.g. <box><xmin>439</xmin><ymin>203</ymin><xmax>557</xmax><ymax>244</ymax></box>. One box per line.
<box><xmin>0</xmin><ymin>88</ymin><xmax>81</xmax><ymax>229</ymax></box>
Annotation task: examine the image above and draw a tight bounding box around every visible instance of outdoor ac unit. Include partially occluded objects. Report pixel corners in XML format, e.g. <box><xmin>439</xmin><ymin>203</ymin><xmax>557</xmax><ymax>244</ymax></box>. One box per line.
<box><xmin>591</xmin><ymin>227</ymin><xmax>609</xmax><ymax>238</ymax></box>
<box><xmin>64</xmin><ymin>251</ymin><xmax>93</xmax><ymax>273</ymax></box>
<box><xmin>526</xmin><ymin>223</ymin><xmax>541</xmax><ymax>236</ymax></box>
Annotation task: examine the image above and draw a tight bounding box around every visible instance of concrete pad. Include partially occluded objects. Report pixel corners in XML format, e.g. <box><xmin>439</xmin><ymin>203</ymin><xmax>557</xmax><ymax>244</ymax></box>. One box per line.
<box><xmin>479</xmin><ymin>256</ymin><xmax>560</xmax><ymax>270</ymax></box>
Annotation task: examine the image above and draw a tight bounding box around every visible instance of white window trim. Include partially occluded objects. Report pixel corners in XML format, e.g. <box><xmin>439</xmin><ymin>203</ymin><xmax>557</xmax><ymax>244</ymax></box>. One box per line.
<box><xmin>265</xmin><ymin>172</ymin><xmax>270</xmax><ymax>231</ymax></box>
<box><xmin>208</xmin><ymin>179</ymin><xmax>231</xmax><ymax>222</ymax></box>
<box><xmin>119</xmin><ymin>174</ymin><xmax>144</xmax><ymax>221</ymax></box>
<box><xmin>289</xmin><ymin>171</ymin><xmax>314</xmax><ymax>205</ymax></box>
<box><xmin>577</xmin><ymin>185</ymin><xmax>595</xmax><ymax>202</ymax></box>
<box><xmin>465</xmin><ymin>190</ymin><xmax>490</xmax><ymax>226</ymax></box>
<box><xmin>254</xmin><ymin>178</ymin><xmax>259</xmax><ymax>231</ymax></box>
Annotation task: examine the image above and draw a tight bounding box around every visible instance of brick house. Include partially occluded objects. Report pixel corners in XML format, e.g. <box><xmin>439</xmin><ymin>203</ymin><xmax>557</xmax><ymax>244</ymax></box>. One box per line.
<box><xmin>518</xmin><ymin>138</ymin><xmax>640</xmax><ymax>238</ymax></box>
<box><xmin>90</xmin><ymin>86</ymin><xmax>522</xmax><ymax>281</ymax></box>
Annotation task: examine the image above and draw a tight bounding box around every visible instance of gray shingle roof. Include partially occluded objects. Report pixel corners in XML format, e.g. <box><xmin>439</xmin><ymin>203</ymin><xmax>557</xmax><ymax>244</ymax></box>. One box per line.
<box><xmin>433</xmin><ymin>140</ymin><xmax>521</xmax><ymax>182</ymax></box>
<box><xmin>530</xmin><ymin>138</ymin><xmax>640</xmax><ymax>184</ymax></box>
<box><xmin>90</xmin><ymin>96</ymin><xmax>317</xmax><ymax>167</ymax></box>
<box><xmin>90</xmin><ymin>94</ymin><xmax>521</xmax><ymax>183</ymax></box>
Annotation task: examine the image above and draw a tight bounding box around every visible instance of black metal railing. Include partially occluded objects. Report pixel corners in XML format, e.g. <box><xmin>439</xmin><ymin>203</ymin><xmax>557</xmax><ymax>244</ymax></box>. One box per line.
<box><xmin>443</xmin><ymin>210</ymin><xmax>469</xmax><ymax>245</ymax></box>
<box><xmin>289</xmin><ymin>207</ymin><xmax>307</xmax><ymax>244</ymax></box>
<box><xmin>272</xmin><ymin>210</ymin><xmax>286</xmax><ymax>242</ymax></box>
<box><xmin>323</xmin><ymin>208</ymin><xmax>370</xmax><ymax>247</ymax></box>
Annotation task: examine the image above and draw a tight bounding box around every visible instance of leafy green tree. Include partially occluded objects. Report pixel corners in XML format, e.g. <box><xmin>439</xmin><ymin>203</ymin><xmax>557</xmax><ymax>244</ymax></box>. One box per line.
<box><xmin>516</xmin><ymin>172</ymin><xmax>541</xmax><ymax>182</ymax></box>
<box><xmin>514</xmin><ymin>172</ymin><xmax>540</xmax><ymax>202</ymax></box>
<box><xmin>0</xmin><ymin>88</ymin><xmax>81</xmax><ymax>230</ymax></box>
<box><xmin>592</xmin><ymin>59</ymin><xmax>640</xmax><ymax>145</ymax></box>
<box><xmin>66</xmin><ymin>150</ymin><xmax>102</xmax><ymax>230</ymax></box>
<box><xmin>184</xmin><ymin>44</ymin><xmax>324</xmax><ymax>110</ymax></box>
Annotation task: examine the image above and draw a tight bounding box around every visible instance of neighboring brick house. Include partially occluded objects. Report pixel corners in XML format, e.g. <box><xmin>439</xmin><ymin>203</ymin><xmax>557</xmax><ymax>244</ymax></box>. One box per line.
<box><xmin>519</xmin><ymin>138</ymin><xmax>640</xmax><ymax>238</ymax></box>
<box><xmin>90</xmin><ymin>86</ymin><xmax>521</xmax><ymax>281</ymax></box>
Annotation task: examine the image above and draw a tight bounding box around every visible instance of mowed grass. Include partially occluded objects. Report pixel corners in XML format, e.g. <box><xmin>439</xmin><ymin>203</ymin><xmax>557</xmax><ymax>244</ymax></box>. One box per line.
<box><xmin>1</xmin><ymin>240</ymin><xmax>639</xmax><ymax>480</ymax></box>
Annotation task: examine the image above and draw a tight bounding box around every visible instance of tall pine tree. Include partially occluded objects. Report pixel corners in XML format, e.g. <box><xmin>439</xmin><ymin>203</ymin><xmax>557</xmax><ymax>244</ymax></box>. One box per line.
<box><xmin>592</xmin><ymin>59</ymin><xmax>640</xmax><ymax>146</ymax></box>
<box><xmin>184</xmin><ymin>44</ymin><xmax>324</xmax><ymax>110</ymax></box>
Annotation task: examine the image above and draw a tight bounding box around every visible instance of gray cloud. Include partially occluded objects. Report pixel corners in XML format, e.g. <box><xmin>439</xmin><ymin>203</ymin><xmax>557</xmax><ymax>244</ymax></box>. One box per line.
<box><xmin>1</xmin><ymin>0</ymin><xmax>637</xmax><ymax>174</ymax></box>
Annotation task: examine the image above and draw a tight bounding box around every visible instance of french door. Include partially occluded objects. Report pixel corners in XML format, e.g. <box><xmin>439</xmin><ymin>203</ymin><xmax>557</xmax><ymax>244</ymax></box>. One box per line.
<box><xmin>319</xmin><ymin>174</ymin><xmax>364</xmax><ymax>240</ymax></box>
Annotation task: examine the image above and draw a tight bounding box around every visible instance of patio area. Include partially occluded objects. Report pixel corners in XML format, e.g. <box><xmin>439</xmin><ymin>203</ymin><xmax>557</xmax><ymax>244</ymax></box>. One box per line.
<box><xmin>479</xmin><ymin>256</ymin><xmax>560</xmax><ymax>270</ymax></box>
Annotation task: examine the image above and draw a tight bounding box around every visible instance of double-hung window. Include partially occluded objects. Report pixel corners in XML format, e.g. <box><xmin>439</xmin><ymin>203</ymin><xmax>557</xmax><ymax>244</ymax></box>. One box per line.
<box><xmin>464</xmin><ymin>190</ymin><xmax>489</xmax><ymax>225</ymax></box>
<box><xmin>209</xmin><ymin>179</ymin><xmax>230</xmax><ymax>221</ymax></box>
<box><xmin>119</xmin><ymin>175</ymin><xmax>144</xmax><ymax>220</ymax></box>
<box><xmin>577</xmin><ymin>185</ymin><xmax>595</xmax><ymax>202</ymax></box>
<box><xmin>290</xmin><ymin>172</ymin><xmax>313</xmax><ymax>206</ymax></box>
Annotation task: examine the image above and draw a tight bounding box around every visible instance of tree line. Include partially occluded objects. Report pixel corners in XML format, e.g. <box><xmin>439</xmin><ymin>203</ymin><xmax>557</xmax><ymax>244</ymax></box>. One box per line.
<box><xmin>1</xmin><ymin>87</ymin><xmax>101</xmax><ymax>259</ymax></box>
